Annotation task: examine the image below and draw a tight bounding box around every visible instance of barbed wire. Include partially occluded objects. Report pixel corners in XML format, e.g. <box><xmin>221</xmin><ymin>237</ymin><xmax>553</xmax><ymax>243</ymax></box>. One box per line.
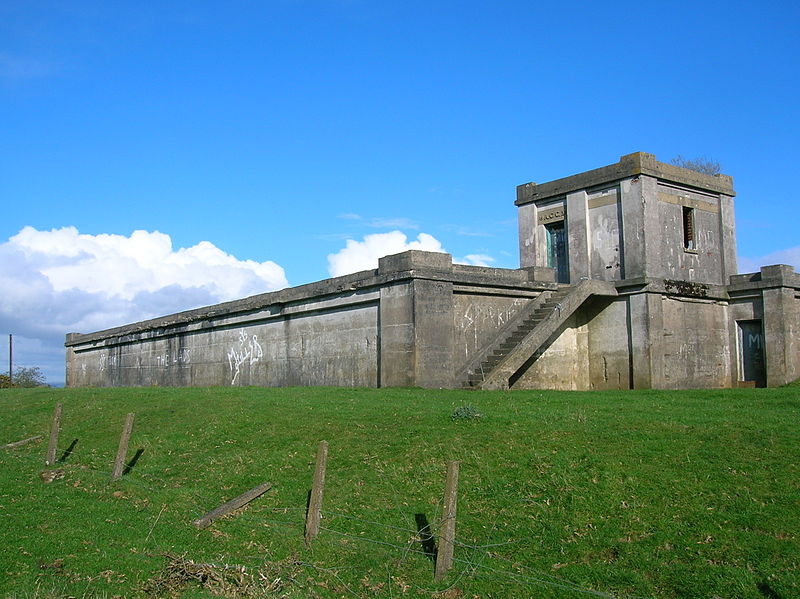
<box><xmin>2</xmin><ymin>426</ymin><xmax>653</xmax><ymax>599</ymax></box>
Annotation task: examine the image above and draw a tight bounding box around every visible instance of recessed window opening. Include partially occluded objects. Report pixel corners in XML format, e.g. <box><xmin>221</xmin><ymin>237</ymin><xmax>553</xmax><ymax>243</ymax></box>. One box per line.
<box><xmin>682</xmin><ymin>206</ymin><xmax>696</xmax><ymax>250</ymax></box>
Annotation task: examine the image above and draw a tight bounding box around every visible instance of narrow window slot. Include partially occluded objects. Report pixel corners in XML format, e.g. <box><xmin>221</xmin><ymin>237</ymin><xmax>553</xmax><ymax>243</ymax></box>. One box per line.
<box><xmin>682</xmin><ymin>206</ymin><xmax>695</xmax><ymax>250</ymax></box>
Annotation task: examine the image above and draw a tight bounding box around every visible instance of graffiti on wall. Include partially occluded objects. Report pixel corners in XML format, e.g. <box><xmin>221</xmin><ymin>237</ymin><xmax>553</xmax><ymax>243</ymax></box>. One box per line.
<box><xmin>228</xmin><ymin>329</ymin><xmax>264</xmax><ymax>385</ymax></box>
<box><xmin>97</xmin><ymin>353</ymin><xmax>118</xmax><ymax>373</ymax></box>
<box><xmin>154</xmin><ymin>348</ymin><xmax>191</xmax><ymax>367</ymax></box>
<box><xmin>459</xmin><ymin>299</ymin><xmax>525</xmax><ymax>357</ymax></box>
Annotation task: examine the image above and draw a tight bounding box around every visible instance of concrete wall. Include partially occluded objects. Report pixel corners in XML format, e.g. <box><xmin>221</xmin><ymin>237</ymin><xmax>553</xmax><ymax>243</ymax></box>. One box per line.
<box><xmin>511</xmin><ymin>313</ymin><xmax>589</xmax><ymax>390</ymax></box>
<box><xmin>659</xmin><ymin>296</ymin><xmax>731</xmax><ymax>389</ymax></box>
<box><xmin>586</xmin><ymin>298</ymin><xmax>631</xmax><ymax>390</ymax></box>
<box><xmin>452</xmin><ymin>292</ymin><xmax>531</xmax><ymax>369</ymax></box>
<box><xmin>505</xmin><ymin>295</ymin><xmax>631</xmax><ymax>392</ymax></box>
<box><xmin>587</xmin><ymin>187</ymin><xmax>623</xmax><ymax>281</ymax></box>
<box><xmin>653</xmin><ymin>183</ymin><xmax>727</xmax><ymax>285</ymax></box>
<box><xmin>67</xmin><ymin>294</ymin><xmax>381</xmax><ymax>388</ymax></box>
<box><xmin>66</xmin><ymin>253</ymin><xmax>799</xmax><ymax>391</ymax></box>
<box><xmin>67</xmin><ymin>250</ymin><xmax>554</xmax><ymax>389</ymax></box>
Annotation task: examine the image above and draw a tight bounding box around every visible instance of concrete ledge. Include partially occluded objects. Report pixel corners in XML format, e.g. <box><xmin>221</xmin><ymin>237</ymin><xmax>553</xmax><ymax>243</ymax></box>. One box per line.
<box><xmin>378</xmin><ymin>250</ymin><xmax>452</xmax><ymax>273</ymax></box>
<box><xmin>729</xmin><ymin>264</ymin><xmax>800</xmax><ymax>292</ymax></box>
<box><xmin>516</xmin><ymin>152</ymin><xmax>735</xmax><ymax>206</ymax></box>
<box><xmin>614</xmin><ymin>278</ymin><xmax>730</xmax><ymax>300</ymax></box>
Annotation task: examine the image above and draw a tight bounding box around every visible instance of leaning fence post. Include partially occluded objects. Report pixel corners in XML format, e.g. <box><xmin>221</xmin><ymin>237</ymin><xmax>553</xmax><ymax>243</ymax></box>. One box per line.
<box><xmin>110</xmin><ymin>413</ymin><xmax>135</xmax><ymax>482</ymax></box>
<box><xmin>304</xmin><ymin>440</ymin><xmax>328</xmax><ymax>546</ymax></box>
<box><xmin>435</xmin><ymin>460</ymin><xmax>460</xmax><ymax>582</ymax></box>
<box><xmin>45</xmin><ymin>403</ymin><xmax>62</xmax><ymax>466</ymax></box>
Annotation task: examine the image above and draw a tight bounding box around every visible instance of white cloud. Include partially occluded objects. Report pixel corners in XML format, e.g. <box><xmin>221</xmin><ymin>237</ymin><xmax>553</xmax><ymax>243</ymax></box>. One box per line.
<box><xmin>0</xmin><ymin>53</ymin><xmax>53</xmax><ymax>79</ymax></box>
<box><xmin>335</xmin><ymin>214</ymin><xmax>419</xmax><ymax>229</ymax></box>
<box><xmin>327</xmin><ymin>231</ymin><xmax>445</xmax><ymax>277</ymax></box>
<box><xmin>366</xmin><ymin>217</ymin><xmax>419</xmax><ymax>230</ymax></box>
<box><xmin>738</xmin><ymin>246</ymin><xmax>800</xmax><ymax>274</ymax></box>
<box><xmin>0</xmin><ymin>226</ymin><xmax>288</xmax><ymax>385</ymax></box>
<box><xmin>457</xmin><ymin>254</ymin><xmax>495</xmax><ymax>267</ymax></box>
<box><xmin>442</xmin><ymin>224</ymin><xmax>493</xmax><ymax>238</ymax></box>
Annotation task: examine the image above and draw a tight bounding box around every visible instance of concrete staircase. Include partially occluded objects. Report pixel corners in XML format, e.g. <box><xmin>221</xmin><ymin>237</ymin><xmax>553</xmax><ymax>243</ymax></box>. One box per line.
<box><xmin>462</xmin><ymin>279</ymin><xmax>617</xmax><ymax>390</ymax></box>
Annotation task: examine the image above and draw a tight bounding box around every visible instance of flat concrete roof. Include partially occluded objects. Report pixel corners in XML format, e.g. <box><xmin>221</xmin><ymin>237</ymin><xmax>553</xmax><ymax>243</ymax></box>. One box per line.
<box><xmin>516</xmin><ymin>152</ymin><xmax>735</xmax><ymax>206</ymax></box>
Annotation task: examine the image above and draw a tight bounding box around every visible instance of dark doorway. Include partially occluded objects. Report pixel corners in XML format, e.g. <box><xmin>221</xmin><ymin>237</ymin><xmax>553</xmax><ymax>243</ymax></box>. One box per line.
<box><xmin>738</xmin><ymin>320</ymin><xmax>766</xmax><ymax>387</ymax></box>
<box><xmin>545</xmin><ymin>221</ymin><xmax>569</xmax><ymax>283</ymax></box>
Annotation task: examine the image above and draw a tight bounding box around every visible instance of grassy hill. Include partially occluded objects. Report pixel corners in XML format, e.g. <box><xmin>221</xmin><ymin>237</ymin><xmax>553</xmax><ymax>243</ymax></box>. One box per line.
<box><xmin>1</xmin><ymin>386</ymin><xmax>798</xmax><ymax>598</ymax></box>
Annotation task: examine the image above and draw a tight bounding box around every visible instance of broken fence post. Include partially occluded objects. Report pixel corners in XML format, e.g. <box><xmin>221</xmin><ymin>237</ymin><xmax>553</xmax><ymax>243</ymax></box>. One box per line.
<box><xmin>193</xmin><ymin>481</ymin><xmax>273</xmax><ymax>529</ymax></box>
<box><xmin>304</xmin><ymin>440</ymin><xmax>328</xmax><ymax>546</ymax></box>
<box><xmin>434</xmin><ymin>460</ymin><xmax>460</xmax><ymax>582</ymax></box>
<box><xmin>5</xmin><ymin>435</ymin><xmax>42</xmax><ymax>450</ymax></box>
<box><xmin>110</xmin><ymin>413</ymin><xmax>135</xmax><ymax>482</ymax></box>
<box><xmin>45</xmin><ymin>403</ymin><xmax>62</xmax><ymax>466</ymax></box>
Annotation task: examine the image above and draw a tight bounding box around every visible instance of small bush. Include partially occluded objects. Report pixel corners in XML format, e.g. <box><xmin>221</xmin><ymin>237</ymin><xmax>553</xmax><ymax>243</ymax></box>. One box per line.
<box><xmin>451</xmin><ymin>404</ymin><xmax>482</xmax><ymax>421</ymax></box>
<box><xmin>670</xmin><ymin>155</ymin><xmax>721</xmax><ymax>176</ymax></box>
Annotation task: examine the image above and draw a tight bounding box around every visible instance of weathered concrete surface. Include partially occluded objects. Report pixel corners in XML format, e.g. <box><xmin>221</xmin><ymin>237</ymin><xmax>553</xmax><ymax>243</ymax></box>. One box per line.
<box><xmin>729</xmin><ymin>265</ymin><xmax>800</xmax><ymax>386</ymax></box>
<box><xmin>67</xmin><ymin>297</ymin><xmax>380</xmax><ymax>388</ymax></box>
<box><xmin>511</xmin><ymin>313</ymin><xmax>589</xmax><ymax>390</ymax></box>
<box><xmin>517</xmin><ymin>152</ymin><xmax>737</xmax><ymax>286</ymax></box>
<box><xmin>67</xmin><ymin>250</ymin><xmax>555</xmax><ymax>389</ymax></box>
<box><xmin>660</xmin><ymin>296</ymin><xmax>731</xmax><ymax>389</ymax></box>
<box><xmin>452</xmin><ymin>292</ymin><xmax>533</xmax><ymax>377</ymax></box>
<box><xmin>479</xmin><ymin>279</ymin><xmax>618</xmax><ymax>390</ymax></box>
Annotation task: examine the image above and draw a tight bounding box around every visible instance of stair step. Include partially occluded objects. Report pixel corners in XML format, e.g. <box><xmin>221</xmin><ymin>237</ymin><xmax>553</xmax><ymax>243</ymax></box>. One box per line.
<box><xmin>461</xmin><ymin>285</ymin><xmax>581</xmax><ymax>388</ymax></box>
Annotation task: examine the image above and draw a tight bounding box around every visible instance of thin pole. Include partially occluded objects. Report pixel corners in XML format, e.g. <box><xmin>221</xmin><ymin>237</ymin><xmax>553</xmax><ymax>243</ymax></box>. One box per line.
<box><xmin>8</xmin><ymin>334</ymin><xmax>12</xmax><ymax>384</ymax></box>
<box><xmin>45</xmin><ymin>403</ymin><xmax>63</xmax><ymax>466</ymax></box>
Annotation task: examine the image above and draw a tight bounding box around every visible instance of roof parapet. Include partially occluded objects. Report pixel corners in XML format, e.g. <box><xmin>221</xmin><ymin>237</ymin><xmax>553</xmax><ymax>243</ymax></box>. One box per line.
<box><xmin>516</xmin><ymin>152</ymin><xmax>735</xmax><ymax>206</ymax></box>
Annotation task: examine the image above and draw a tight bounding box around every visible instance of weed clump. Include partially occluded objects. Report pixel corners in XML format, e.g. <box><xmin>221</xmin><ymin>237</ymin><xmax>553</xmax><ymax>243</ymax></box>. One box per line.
<box><xmin>451</xmin><ymin>404</ymin><xmax>482</xmax><ymax>421</ymax></box>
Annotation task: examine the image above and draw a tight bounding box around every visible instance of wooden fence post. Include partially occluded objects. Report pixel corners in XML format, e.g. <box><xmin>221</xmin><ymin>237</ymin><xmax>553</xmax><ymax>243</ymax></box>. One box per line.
<box><xmin>435</xmin><ymin>460</ymin><xmax>460</xmax><ymax>582</ymax></box>
<box><xmin>110</xmin><ymin>413</ymin><xmax>135</xmax><ymax>482</ymax></box>
<box><xmin>45</xmin><ymin>403</ymin><xmax>62</xmax><ymax>466</ymax></box>
<box><xmin>193</xmin><ymin>481</ymin><xmax>273</xmax><ymax>529</ymax></box>
<box><xmin>304</xmin><ymin>440</ymin><xmax>328</xmax><ymax>546</ymax></box>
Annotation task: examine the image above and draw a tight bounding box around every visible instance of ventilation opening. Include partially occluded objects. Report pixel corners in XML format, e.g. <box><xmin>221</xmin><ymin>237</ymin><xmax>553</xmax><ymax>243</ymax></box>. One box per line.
<box><xmin>682</xmin><ymin>206</ymin><xmax>696</xmax><ymax>250</ymax></box>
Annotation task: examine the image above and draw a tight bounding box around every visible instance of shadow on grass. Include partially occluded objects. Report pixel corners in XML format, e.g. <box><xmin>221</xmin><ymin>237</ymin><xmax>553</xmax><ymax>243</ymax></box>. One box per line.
<box><xmin>414</xmin><ymin>513</ymin><xmax>437</xmax><ymax>564</ymax></box>
<box><xmin>58</xmin><ymin>439</ymin><xmax>78</xmax><ymax>463</ymax></box>
<box><xmin>122</xmin><ymin>448</ymin><xmax>144</xmax><ymax>476</ymax></box>
<box><xmin>758</xmin><ymin>580</ymin><xmax>783</xmax><ymax>599</ymax></box>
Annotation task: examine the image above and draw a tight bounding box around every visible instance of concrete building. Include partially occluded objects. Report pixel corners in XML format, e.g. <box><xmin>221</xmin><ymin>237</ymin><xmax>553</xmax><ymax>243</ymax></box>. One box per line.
<box><xmin>65</xmin><ymin>153</ymin><xmax>799</xmax><ymax>390</ymax></box>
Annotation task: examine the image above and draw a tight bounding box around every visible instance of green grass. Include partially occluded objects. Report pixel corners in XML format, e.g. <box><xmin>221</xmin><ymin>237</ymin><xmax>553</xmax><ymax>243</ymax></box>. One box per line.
<box><xmin>1</xmin><ymin>386</ymin><xmax>798</xmax><ymax>598</ymax></box>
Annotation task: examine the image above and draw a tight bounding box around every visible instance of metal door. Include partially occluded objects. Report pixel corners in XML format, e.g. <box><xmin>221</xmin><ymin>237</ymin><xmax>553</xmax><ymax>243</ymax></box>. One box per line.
<box><xmin>738</xmin><ymin>320</ymin><xmax>765</xmax><ymax>387</ymax></box>
<box><xmin>546</xmin><ymin>221</ymin><xmax>569</xmax><ymax>284</ymax></box>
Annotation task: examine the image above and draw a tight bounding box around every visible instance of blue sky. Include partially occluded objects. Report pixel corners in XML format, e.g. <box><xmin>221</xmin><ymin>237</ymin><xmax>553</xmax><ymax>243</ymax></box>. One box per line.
<box><xmin>2</xmin><ymin>1</ymin><xmax>799</xmax><ymax>385</ymax></box>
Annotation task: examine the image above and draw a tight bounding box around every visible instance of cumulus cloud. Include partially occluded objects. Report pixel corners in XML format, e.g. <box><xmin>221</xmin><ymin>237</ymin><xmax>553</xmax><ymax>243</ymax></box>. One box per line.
<box><xmin>458</xmin><ymin>254</ymin><xmax>495</xmax><ymax>267</ymax></box>
<box><xmin>0</xmin><ymin>226</ymin><xmax>288</xmax><ymax>384</ymax></box>
<box><xmin>327</xmin><ymin>231</ymin><xmax>445</xmax><ymax>277</ymax></box>
<box><xmin>738</xmin><ymin>246</ymin><xmax>800</xmax><ymax>274</ymax></box>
